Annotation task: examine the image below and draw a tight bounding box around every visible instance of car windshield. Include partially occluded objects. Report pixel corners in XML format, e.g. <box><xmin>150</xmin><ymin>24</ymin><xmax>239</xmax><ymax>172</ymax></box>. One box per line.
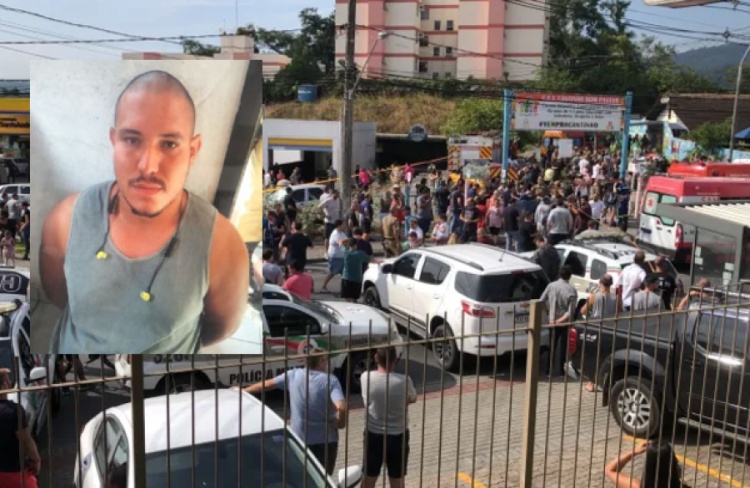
<box><xmin>145</xmin><ymin>430</ymin><xmax>328</xmax><ymax>488</ymax></box>
<box><xmin>454</xmin><ymin>270</ymin><xmax>549</xmax><ymax>303</ymax></box>
<box><xmin>289</xmin><ymin>294</ymin><xmax>340</xmax><ymax>323</ymax></box>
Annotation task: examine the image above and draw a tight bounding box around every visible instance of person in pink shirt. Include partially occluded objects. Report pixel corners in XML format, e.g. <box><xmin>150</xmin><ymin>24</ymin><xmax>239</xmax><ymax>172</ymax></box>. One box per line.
<box><xmin>359</xmin><ymin>167</ymin><xmax>371</xmax><ymax>187</ymax></box>
<box><xmin>283</xmin><ymin>260</ymin><xmax>314</xmax><ymax>299</ymax></box>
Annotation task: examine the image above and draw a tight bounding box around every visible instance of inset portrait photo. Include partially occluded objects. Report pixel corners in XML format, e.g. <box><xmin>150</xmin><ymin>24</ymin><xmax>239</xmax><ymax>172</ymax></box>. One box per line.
<box><xmin>31</xmin><ymin>60</ymin><xmax>264</xmax><ymax>354</ymax></box>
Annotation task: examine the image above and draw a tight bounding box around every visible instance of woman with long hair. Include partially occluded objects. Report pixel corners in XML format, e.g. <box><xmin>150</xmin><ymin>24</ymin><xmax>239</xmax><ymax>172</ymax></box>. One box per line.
<box><xmin>605</xmin><ymin>440</ymin><xmax>689</xmax><ymax>488</ymax></box>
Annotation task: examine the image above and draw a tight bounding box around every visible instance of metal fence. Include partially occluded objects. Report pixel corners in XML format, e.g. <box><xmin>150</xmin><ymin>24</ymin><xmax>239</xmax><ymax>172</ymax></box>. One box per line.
<box><xmin>4</xmin><ymin>285</ymin><xmax>750</xmax><ymax>487</ymax></box>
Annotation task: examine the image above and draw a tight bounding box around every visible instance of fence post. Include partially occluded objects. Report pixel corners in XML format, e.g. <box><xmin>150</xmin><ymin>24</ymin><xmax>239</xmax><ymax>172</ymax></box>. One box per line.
<box><xmin>519</xmin><ymin>300</ymin><xmax>543</xmax><ymax>488</ymax></box>
<box><xmin>130</xmin><ymin>355</ymin><xmax>147</xmax><ymax>488</ymax></box>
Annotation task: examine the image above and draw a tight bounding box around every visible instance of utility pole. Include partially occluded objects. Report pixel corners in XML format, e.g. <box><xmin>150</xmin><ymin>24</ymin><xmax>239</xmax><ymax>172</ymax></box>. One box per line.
<box><xmin>341</xmin><ymin>0</ymin><xmax>357</xmax><ymax>210</ymax></box>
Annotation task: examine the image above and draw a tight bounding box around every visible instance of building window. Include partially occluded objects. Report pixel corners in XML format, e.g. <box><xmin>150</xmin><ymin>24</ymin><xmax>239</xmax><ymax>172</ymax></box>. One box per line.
<box><xmin>419</xmin><ymin>35</ymin><xmax>429</xmax><ymax>47</ymax></box>
<box><xmin>434</xmin><ymin>20</ymin><xmax>441</xmax><ymax>30</ymax></box>
<box><xmin>432</xmin><ymin>72</ymin><xmax>440</xmax><ymax>80</ymax></box>
<box><xmin>420</xmin><ymin>7</ymin><xmax>429</xmax><ymax>20</ymax></box>
<box><xmin>433</xmin><ymin>46</ymin><xmax>440</xmax><ymax>56</ymax></box>
<box><xmin>445</xmin><ymin>72</ymin><xmax>452</xmax><ymax>78</ymax></box>
<box><xmin>446</xmin><ymin>20</ymin><xmax>454</xmax><ymax>31</ymax></box>
<box><xmin>446</xmin><ymin>47</ymin><xmax>453</xmax><ymax>56</ymax></box>
<box><xmin>419</xmin><ymin>61</ymin><xmax>428</xmax><ymax>73</ymax></box>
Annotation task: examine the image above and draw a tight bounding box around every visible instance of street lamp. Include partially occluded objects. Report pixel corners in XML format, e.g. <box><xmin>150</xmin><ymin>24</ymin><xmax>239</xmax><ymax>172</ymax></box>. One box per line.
<box><xmin>729</xmin><ymin>43</ymin><xmax>750</xmax><ymax>162</ymax></box>
<box><xmin>340</xmin><ymin>31</ymin><xmax>391</xmax><ymax>208</ymax></box>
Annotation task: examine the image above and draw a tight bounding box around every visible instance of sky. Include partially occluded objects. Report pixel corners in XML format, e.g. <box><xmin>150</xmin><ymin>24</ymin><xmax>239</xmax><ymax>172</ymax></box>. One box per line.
<box><xmin>1</xmin><ymin>0</ymin><xmax>750</xmax><ymax>79</ymax></box>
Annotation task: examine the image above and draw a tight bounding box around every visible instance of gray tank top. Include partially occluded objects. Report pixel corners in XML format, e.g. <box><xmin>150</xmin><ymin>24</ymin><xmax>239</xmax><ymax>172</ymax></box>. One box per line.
<box><xmin>49</xmin><ymin>181</ymin><xmax>217</xmax><ymax>353</ymax></box>
<box><xmin>590</xmin><ymin>291</ymin><xmax>617</xmax><ymax>320</ymax></box>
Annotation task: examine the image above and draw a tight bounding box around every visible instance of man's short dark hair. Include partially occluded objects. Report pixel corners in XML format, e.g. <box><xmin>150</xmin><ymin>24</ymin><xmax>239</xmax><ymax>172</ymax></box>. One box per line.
<box><xmin>352</xmin><ymin>227</ymin><xmax>363</xmax><ymax>237</ymax></box>
<box><xmin>375</xmin><ymin>346</ymin><xmax>398</xmax><ymax>368</ymax></box>
<box><xmin>348</xmin><ymin>238</ymin><xmax>358</xmax><ymax>248</ymax></box>
<box><xmin>634</xmin><ymin>251</ymin><xmax>646</xmax><ymax>264</ymax></box>
<box><xmin>115</xmin><ymin>70</ymin><xmax>196</xmax><ymax>130</ymax></box>
<box><xmin>262</xmin><ymin>249</ymin><xmax>274</xmax><ymax>261</ymax></box>
<box><xmin>334</xmin><ymin>219</ymin><xmax>344</xmax><ymax>227</ymax></box>
<box><xmin>289</xmin><ymin>260</ymin><xmax>304</xmax><ymax>272</ymax></box>
<box><xmin>559</xmin><ymin>265</ymin><xmax>572</xmax><ymax>281</ymax></box>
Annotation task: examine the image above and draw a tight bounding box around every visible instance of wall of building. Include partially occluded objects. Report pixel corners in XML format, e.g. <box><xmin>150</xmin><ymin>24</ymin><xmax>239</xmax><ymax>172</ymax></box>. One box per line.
<box><xmin>334</xmin><ymin>0</ymin><xmax>547</xmax><ymax>81</ymax></box>
<box><xmin>123</xmin><ymin>35</ymin><xmax>290</xmax><ymax>79</ymax></box>
<box><xmin>263</xmin><ymin>119</ymin><xmax>377</xmax><ymax>177</ymax></box>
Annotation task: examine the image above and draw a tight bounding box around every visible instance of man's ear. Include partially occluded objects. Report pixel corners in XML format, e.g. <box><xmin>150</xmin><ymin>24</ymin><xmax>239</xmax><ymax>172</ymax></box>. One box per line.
<box><xmin>189</xmin><ymin>134</ymin><xmax>202</xmax><ymax>168</ymax></box>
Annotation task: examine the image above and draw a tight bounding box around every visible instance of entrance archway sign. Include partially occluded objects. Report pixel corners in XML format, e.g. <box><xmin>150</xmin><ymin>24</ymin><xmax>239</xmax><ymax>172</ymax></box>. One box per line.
<box><xmin>500</xmin><ymin>90</ymin><xmax>633</xmax><ymax>179</ymax></box>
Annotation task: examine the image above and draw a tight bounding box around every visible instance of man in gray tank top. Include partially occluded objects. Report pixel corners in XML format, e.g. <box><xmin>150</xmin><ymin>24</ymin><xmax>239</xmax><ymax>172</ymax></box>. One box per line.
<box><xmin>40</xmin><ymin>70</ymin><xmax>249</xmax><ymax>353</ymax></box>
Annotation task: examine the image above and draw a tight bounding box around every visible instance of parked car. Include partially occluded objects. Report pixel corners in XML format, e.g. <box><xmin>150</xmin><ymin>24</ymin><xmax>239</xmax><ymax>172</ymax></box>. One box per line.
<box><xmin>74</xmin><ymin>389</ymin><xmax>363</xmax><ymax>488</ymax></box>
<box><xmin>520</xmin><ymin>235</ymin><xmax>682</xmax><ymax>309</ymax></box>
<box><xmin>270</xmin><ymin>183</ymin><xmax>326</xmax><ymax>206</ymax></box>
<box><xmin>0</xmin><ymin>158</ymin><xmax>28</xmax><ymax>176</ymax></box>
<box><xmin>116</xmin><ymin>284</ymin><xmax>401</xmax><ymax>394</ymax></box>
<box><xmin>0</xmin><ymin>183</ymin><xmax>30</xmax><ymax>203</ymax></box>
<box><xmin>362</xmin><ymin>243</ymin><xmax>550</xmax><ymax>372</ymax></box>
<box><xmin>0</xmin><ymin>299</ymin><xmax>55</xmax><ymax>439</ymax></box>
<box><xmin>571</xmin><ymin>286</ymin><xmax>750</xmax><ymax>441</ymax></box>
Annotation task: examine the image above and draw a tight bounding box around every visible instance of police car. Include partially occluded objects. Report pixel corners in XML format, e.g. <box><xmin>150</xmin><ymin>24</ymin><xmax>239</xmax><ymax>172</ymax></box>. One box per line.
<box><xmin>115</xmin><ymin>285</ymin><xmax>402</xmax><ymax>394</ymax></box>
<box><xmin>0</xmin><ymin>299</ymin><xmax>55</xmax><ymax>439</ymax></box>
<box><xmin>74</xmin><ymin>389</ymin><xmax>363</xmax><ymax>488</ymax></box>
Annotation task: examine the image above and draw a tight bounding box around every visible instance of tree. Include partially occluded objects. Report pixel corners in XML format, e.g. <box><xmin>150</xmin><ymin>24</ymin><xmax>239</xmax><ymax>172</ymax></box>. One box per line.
<box><xmin>243</xmin><ymin>9</ymin><xmax>335</xmax><ymax>75</ymax></box>
<box><xmin>181</xmin><ymin>38</ymin><xmax>220</xmax><ymax>56</ymax></box>
<box><xmin>690</xmin><ymin>118</ymin><xmax>732</xmax><ymax>155</ymax></box>
<box><xmin>441</xmin><ymin>99</ymin><xmax>504</xmax><ymax>135</ymax></box>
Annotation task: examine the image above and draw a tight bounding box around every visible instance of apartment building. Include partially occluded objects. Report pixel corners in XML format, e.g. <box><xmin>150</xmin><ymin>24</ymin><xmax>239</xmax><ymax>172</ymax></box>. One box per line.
<box><xmin>334</xmin><ymin>0</ymin><xmax>548</xmax><ymax>81</ymax></box>
<box><xmin>123</xmin><ymin>35</ymin><xmax>290</xmax><ymax>79</ymax></box>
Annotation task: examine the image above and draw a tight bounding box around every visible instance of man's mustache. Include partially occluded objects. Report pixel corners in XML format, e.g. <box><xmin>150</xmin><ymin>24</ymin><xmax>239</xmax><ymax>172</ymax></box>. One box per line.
<box><xmin>129</xmin><ymin>176</ymin><xmax>165</xmax><ymax>189</ymax></box>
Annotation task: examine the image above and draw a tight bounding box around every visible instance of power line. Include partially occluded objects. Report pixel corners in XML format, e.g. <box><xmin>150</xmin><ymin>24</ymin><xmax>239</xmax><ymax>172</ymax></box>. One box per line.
<box><xmin>0</xmin><ymin>44</ymin><xmax>55</xmax><ymax>59</ymax></box>
<box><xmin>0</xmin><ymin>34</ymin><xmax>223</xmax><ymax>45</ymax></box>
<box><xmin>0</xmin><ymin>2</ymin><xmax>185</xmax><ymax>46</ymax></box>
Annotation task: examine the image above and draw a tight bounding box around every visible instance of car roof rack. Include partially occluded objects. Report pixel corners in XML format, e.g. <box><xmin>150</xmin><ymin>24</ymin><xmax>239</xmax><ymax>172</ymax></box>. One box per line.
<box><xmin>559</xmin><ymin>239</ymin><xmax>629</xmax><ymax>261</ymax></box>
<box><xmin>424</xmin><ymin>247</ymin><xmax>485</xmax><ymax>271</ymax></box>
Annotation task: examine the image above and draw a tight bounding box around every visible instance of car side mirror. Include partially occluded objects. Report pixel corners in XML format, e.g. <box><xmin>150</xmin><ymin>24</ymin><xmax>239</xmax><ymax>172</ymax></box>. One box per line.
<box><xmin>338</xmin><ymin>466</ymin><xmax>363</xmax><ymax>488</ymax></box>
<box><xmin>382</xmin><ymin>264</ymin><xmax>393</xmax><ymax>274</ymax></box>
<box><xmin>29</xmin><ymin>366</ymin><xmax>46</xmax><ymax>382</ymax></box>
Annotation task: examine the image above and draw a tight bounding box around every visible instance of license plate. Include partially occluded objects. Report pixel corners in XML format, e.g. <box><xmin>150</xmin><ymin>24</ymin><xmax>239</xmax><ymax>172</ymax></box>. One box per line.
<box><xmin>515</xmin><ymin>313</ymin><xmax>529</xmax><ymax>324</ymax></box>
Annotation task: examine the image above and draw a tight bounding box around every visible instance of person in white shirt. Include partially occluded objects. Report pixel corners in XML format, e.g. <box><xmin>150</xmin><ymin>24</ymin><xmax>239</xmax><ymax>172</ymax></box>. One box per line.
<box><xmin>322</xmin><ymin>219</ymin><xmax>348</xmax><ymax>293</ymax></box>
<box><xmin>592</xmin><ymin>162</ymin><xmax>601</xmax><ymax>179</ymax></box>
<box><xmin>319</xmin><ymin>189</ymin><xmax>341</xmax><ymax>258</ymax></box>
<box><xmin>431</xmin><ymin>213</ymin><xmax>449</xmax><ymax>244</ymax></box>
<box><xmin>578</xmin><ymin>157</ymin><xmax>590</xmax><ymax>175</ymax></box>
<box><xmin>589</xmin><ymin>194</ymin><xmax>606</xmax><ymax>224</ymax></box>
<box><xmin>616</xmin><ymin>251</ymin><xmax>648</xmax><ymax>310</ymax></box>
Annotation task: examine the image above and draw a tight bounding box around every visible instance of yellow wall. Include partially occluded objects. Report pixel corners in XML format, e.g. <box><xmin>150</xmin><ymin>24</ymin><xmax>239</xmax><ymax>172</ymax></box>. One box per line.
<box><xmin>230</xmin><ymin>137</ymin><xmax>263</xmax><ymax>243</ymax></box>
<box><xmin>0</xmin><ymin>98</ymin><xmax>30</xmax><ymax>135</ymax></box>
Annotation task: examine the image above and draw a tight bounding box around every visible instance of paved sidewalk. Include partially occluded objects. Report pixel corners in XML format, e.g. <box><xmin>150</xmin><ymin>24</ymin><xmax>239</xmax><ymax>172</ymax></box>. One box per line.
<box><xmin>317</xmin><ymin>377</ymin><xmax>744</xmax><ymax>488</ymax></box>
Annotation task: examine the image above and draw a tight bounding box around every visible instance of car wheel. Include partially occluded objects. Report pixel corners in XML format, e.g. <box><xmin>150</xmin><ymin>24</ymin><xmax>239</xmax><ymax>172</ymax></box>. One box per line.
<box><xmin>363</xmin><ymin>286</ymin><xmax>381</xmax><ymax>309</ymax></box>
<box><xmin>162</xmin><ymin>372</ymin><xmax>211</xmax><ymax>395</ymax></box>
<box><xmin>339</xmin><ymin>352</ymin><xmax>377</xmax><ymax>394</ymax></box>
<box><xmin>432</xmin><ymin>324</ymin><xmax>461</xmax><ymax>373</ymax></box>
<box><xmin>609</xmin><ymin>377</ymin><xmax>661</xmax><ymax>438</ymax></box>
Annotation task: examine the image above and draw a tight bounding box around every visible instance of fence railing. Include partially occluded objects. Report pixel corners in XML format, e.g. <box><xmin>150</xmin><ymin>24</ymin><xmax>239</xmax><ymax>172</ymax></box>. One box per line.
<box><xmin>4</xmin><ymin>292</ymin><xmax>750</xmax><ymax>487</ymax></box>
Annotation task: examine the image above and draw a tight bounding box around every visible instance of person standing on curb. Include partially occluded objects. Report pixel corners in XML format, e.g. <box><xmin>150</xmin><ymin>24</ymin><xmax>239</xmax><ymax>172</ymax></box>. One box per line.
<box><xmin>361</xmin><ymin>346</ymin><xmax>416</xmax><ymax>488</ymax></box>
<box><xmin>233</xmin><ymin>345</ymin><xmax>347</xmax><ymax>475</ymax></box>
<box><xmin>0</xmin><ymin>368</ymin><xmax>41</xmax><ymax>488</ymax></box>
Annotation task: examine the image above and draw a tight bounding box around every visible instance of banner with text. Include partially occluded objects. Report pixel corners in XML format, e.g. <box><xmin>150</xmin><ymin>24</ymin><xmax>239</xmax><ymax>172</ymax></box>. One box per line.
<box><xmin>511</xmin><ymin>93</ymin><xmax>625</xmax><ymax>132</ymax></box>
